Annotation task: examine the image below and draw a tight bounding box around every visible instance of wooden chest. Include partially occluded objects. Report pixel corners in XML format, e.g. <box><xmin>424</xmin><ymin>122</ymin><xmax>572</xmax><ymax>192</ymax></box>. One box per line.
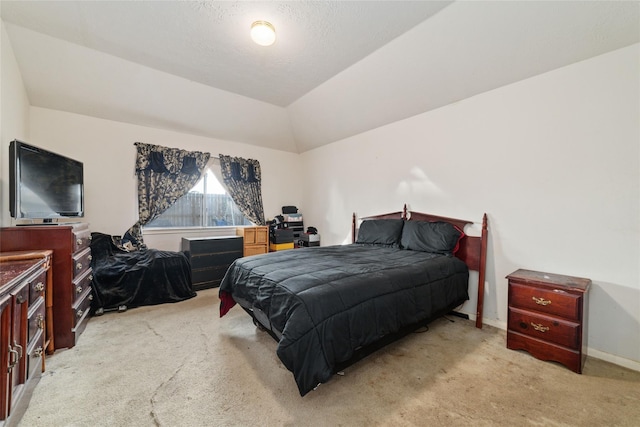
<box><xmin>507</xmin><ymin>269</ymin><xmax>591</xmax><ymax>373</ymax></box>
<box><xmin>181</xmin><ymin>236</ymin><xmax>243</xmax><ymax>290</ymax></box>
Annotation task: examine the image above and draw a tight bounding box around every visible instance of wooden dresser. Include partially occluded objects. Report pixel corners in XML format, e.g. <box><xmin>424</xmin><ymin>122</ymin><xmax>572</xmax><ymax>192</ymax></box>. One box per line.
<box><xmin>181</xmin><ymin>236</ymin><xmax>243</xmax><ymax>290</ymax></box>
<box><xmin>236</xmin><ymin>226</ymin><xmax>268</xmax><ymax>257</ymax></box>
<box><xmin>507</xmin><ymin>269</ymin><xmax>591</xmax><ymax>373</ymax></box>
<box><xmin>0</xmin><ymin>250</ymin><xmax>52</xmax><ymax>426</ymax></box>
<box><xmin>0</xmin><ymin>224</ymin><xmax>93</xmax><ymax>350</ymax></box>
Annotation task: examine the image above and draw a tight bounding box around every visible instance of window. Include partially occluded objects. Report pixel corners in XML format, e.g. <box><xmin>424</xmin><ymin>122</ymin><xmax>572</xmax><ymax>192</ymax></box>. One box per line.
<box><xmin>145</xmin><ymin>166</ymin><xmax>251</xmax><ymax>228</ymax></box>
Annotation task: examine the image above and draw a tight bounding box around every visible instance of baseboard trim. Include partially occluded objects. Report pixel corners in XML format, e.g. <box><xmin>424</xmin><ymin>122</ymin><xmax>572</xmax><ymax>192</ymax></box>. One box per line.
<box><xmin>587</xmin><ymin>348</ymin><xmax>640</xmax><ymax>372</ymax></box>
<box><xmin>467</xmin><ymin>314</ymin><xmax>640</xmax><ymax>373</ymax></box>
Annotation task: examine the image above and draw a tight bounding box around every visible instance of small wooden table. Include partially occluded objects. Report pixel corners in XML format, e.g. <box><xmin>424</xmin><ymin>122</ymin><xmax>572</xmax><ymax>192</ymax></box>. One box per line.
<box><xmin>506</xmin><ymin>269</ymin><xmax>591</xmax><ymax>373</ymax></box>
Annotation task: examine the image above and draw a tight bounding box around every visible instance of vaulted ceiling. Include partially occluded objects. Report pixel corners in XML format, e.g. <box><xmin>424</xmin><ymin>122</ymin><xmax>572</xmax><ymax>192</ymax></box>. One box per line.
<box><xmin>1</xmin><ymin>1</ymin><xmax>638</xmax><ymax>153</ymax></box>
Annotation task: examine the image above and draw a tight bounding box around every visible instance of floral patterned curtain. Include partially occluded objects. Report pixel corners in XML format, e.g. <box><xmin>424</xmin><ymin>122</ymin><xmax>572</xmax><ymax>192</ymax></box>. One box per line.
<box><xmin>218</xmin><ymin>154</ymin><xmax>266</xmax><ymax>226</ymax></box>
<box><xmin>123</xmin><ymin>142</ymin><xmax>210</xmax><ymax>248</ymax></box>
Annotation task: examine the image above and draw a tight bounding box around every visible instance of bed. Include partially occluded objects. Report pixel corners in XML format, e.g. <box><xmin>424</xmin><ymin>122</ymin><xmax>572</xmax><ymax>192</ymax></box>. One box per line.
<box><xmin>219</xmin><ymin>206</ymin><xmax>488</xmax><ymax>396</ymax></box>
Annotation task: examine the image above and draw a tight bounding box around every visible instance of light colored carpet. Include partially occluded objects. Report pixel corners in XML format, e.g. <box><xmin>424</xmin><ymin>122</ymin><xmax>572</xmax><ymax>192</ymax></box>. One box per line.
<box><xmin>19</xmin><ymin>289</ymin><xmax>640</xmax><ymax>426</ymax></box>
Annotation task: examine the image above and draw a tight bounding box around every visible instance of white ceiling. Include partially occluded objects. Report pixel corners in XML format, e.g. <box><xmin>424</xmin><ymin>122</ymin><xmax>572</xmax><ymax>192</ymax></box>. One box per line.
<box><xmin>1</xmin><ymin>1</ymin><xmax>638</xmax><ymax>153</ymax></box>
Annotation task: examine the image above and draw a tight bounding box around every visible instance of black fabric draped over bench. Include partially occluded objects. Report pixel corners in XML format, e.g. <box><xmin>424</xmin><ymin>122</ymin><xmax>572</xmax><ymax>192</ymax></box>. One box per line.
<box><xmin>90</xmin><ymin>232</ymin><xmax>196</xmax><ymax>313</ymax></box>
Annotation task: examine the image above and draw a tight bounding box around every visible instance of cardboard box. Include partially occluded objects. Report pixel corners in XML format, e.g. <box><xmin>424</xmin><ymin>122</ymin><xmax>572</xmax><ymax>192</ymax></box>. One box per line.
<box><xmin>269</xmin><ymin>242</ymin><xmax>294</xmax><ymax>251</ymax></box>
<box><xmin>298</xmin><ymin>233</ymin><xmax>320</xmax><ymax>247</ymax></box>
<box><xmin>299</xmin><ymin>233</ymin><xmax>320</xmax><ymax>243</ymax></box>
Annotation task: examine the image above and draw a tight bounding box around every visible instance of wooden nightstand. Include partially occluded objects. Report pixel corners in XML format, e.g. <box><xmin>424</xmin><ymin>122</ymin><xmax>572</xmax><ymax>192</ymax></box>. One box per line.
<box><xmin>506</xmin><ymin>269</ymin><xmax>591</xmax><ymax>373</ymax></box>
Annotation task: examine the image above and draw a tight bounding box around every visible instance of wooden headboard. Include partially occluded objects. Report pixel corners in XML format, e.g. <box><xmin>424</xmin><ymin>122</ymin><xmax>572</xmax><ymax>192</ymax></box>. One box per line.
<box><xmin>352</xmin><ymin>205</ymin><xmax>488</xmax><ymax>328</ymax></box>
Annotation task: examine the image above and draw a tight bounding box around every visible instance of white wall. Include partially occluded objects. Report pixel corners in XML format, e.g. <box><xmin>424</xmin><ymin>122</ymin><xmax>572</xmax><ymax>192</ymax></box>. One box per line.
<box><xmin>25</xmin><ymin>107</ymin><xmax>303</xmax><ymax>251</ymax></box>
<box><xmin>3</xmin><ymin>17</ymin><xmax>638</xmax><ymax>370</ymax></box>
<box><xmin>299</xmin><ymin>44</ymin><xmax>640</xmax><ymax>369</ymax></box>
<box><xmin>0</xmin><ymin>22</ymin><xmax>31</xmax><ymax>226</ymax></box>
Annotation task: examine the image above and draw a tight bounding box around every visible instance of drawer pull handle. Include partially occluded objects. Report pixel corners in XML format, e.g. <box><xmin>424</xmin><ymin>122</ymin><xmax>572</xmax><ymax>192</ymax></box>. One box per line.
<box><xmin>77</xmin><ymin>309</ymin><xmax>84</xmax><ymax>318</ymax></box>
<box><xmin>88</xmin><ymin>294</ymin><xmax>94</xmax><ymax>301</ymax></box>
<box><xmin>36</xmin><ymin>313</ymin><xmax>45</xmax><ymax>329</ymax></box>
<box><xmin>13</xmin><ymin>341</ymin><xmax>23</xmax><ymax>360</ymax></box>
<box><xmin>89</xmin><ymin>274</ymin><xmax>93</xmax><ymax>281</ymax></box>
<box><xmin>34</xmin><ymin>346</ymin><xmax>43</xmax><ymax>358</ymax></box>
<box><xmin>532</xmin><ymin>296</ymin><xmax>551</xmax><ymax>306</ymax></box>
<box><xmin>8</xmin><ymin>346</ymin><xmax>19</xmax><ymax>371</ymax></box>
<box><xmin>88</xmin><ymin>255</ymin><xmax>93</xmax><ymax>261</ymax></box>
<box><xmin>77</xmin><ymin>238</ymin><xmax>83</xmax><ymax>246</ymax></box>
<box><xmin>35</xmin><ymin>282</ymin><xmax>45</xmax><ymax>292</ymax></box>
<box><xmin>76</xmin><ymin>286</ymin><xmax>83</xmax><ymax>294</ymax></box>
<box><xmin>76</xmin><ymin>262</ymin><xmax>83</xmax><ymax>271</ymax></box>
<box><xmin>531</xmin><ymin>322</ymin><xmax>550</xmax><ymax>333</ymax></box>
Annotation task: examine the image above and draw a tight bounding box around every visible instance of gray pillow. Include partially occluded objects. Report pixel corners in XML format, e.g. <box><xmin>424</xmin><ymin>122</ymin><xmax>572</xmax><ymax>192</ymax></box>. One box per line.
<box><xmin>400</xmin><ymin>220</ymin><xmax>463</xmax><ymax>255</ymax></box>
<box><xmin>356</xmin><ymin>219</ymin><xmax>404</xmax><ymax>246</ymax></box>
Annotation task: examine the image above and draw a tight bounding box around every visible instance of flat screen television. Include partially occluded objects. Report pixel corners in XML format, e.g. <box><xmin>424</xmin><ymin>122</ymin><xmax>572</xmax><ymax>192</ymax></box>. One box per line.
<box><xmin>9</xmin><ymin>139</ymin><xmax>84</xmax><ymax>221</ymax></box>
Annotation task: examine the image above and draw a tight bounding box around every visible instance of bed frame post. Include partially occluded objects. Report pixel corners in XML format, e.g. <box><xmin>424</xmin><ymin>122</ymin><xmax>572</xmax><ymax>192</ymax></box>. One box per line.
<box><xmin>475</xmin><ymin>213</ymin><xmax>488</xmax><ymax>328</ymax></box>
<box><xmin>352</xmin><ymin>212</ymin><xmax>356</xmax><ymax>244</ymax></box>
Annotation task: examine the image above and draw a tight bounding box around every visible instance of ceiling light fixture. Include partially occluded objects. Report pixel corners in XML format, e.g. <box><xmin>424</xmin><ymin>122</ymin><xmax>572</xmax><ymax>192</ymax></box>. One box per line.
<box><xmin>250</xmin><ymin>21</ymin><xmax>276</xmax><ymax>46</ymax></box>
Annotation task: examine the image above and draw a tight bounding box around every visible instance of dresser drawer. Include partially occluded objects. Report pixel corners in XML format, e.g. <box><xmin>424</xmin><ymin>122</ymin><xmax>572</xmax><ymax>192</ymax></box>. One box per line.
<box><xmin>509</xmin><ymin>282</ymin><xmax>581</xmax><ymax>320</ymax></box>
<box><xmin>238</xmin><ymin>226</ymin><xmax>268</xmax><ymax>245</ymax></box>
<box><xmin>192</xmin><ymin>266</ymin><xmax>229</xmax><ymax>287</ymax></box>
<box><xmin>27</xmin><ymin>268</ymin><xmax>47</xmax><ymax>305</ymax></box>
<box><xmin>190</xmin><ymin>250</ymin><xmax>242</xmax><ymax>269</ymax></box>
<box><xmin>245</xmin><ymin>246</ymin><xmax>268</xmax><ymax>257</ymax></box>
<box><xmin>26</xmin><ymin>328</ymin><xmax>45</xmax><ymax>379</ymax></box>
<box><xmin>73</xmin><ymin>227</ymin><xmax>92</xmax><ymax>253</ymax></box>
<box><xmin>28</xmin><ymin>297</ymin><xmax>46</xmax><ymax>344</ymax></box>
<box><xmin>73</xmin><ymin>247</ymin><xmax>92</xmax><ymax>279</ymax></box>
<box><xmin>73</xmin><ymin>268</ymin><xmax>94</xmax><ymax>304</ymax></box>
<box><xmin>184</xmin><ymin>237</ymin><xmax>243</xmax><ymax>254</ymax></box>
<box><xmin>508</xmin><ymin>307</ymin><xmax>579</xmax><ymax>349</ymax></box>
<box><xmin>72</xmin><ymin>288</ymin><xmax>93</xmax><ymax>329</ymax></box>
<box><xmin>72</xmin><ymin>288</ymin><xmax>92</xmax><ymax>344</ymax></box>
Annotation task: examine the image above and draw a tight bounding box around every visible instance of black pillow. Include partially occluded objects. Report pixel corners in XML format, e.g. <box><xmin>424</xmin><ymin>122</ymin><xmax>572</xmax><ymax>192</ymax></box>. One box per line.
<box><xmin>400</xmin><ymin>220</ymin><xmax>463</xmax><ymax>255</ymax></box>
<box><xmin>356</xmin><ymin>219</ymin><xmax>404</xmax><ymax>246</ymax></box>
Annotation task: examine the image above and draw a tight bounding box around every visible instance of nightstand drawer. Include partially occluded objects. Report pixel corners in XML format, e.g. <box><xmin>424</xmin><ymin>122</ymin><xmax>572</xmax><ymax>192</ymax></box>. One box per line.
<box><xmin>509</xmin><ymin>282</ymin><xmax>581</xmax><ymax>320</ymax></box>
<box><xmin>508</xmin><ymin>307</ymin><xmax>579</xmax><ymax>349</ymax></box>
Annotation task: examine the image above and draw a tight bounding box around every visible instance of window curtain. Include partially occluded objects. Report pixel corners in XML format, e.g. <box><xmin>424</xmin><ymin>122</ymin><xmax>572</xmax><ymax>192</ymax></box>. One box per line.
<box><xmin>123</xmin><ymin>142</ymin><xmax>210</xmax><ymax>248</ymax></box>
<box><xmin>218</xmin><ymin>154</ymin><xmax>266</xmax><ymax>226</ymax></box>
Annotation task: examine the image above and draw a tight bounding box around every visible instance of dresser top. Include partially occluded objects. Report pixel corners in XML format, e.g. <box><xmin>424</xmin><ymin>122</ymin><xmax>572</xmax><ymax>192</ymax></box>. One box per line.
<box><xmin>181</xmin><ymin>236</ymin><xmax>241</xmax><ymax>242</ymax></box>
<box><xmin>507</xmin><ymin>268</ymin><xmax>591</xmax><ymax>292</ymax></box>
<box><xmin>0</xmin><ymin>256</ymin><xmax>46</xmax><ymax>290</ymax></box>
